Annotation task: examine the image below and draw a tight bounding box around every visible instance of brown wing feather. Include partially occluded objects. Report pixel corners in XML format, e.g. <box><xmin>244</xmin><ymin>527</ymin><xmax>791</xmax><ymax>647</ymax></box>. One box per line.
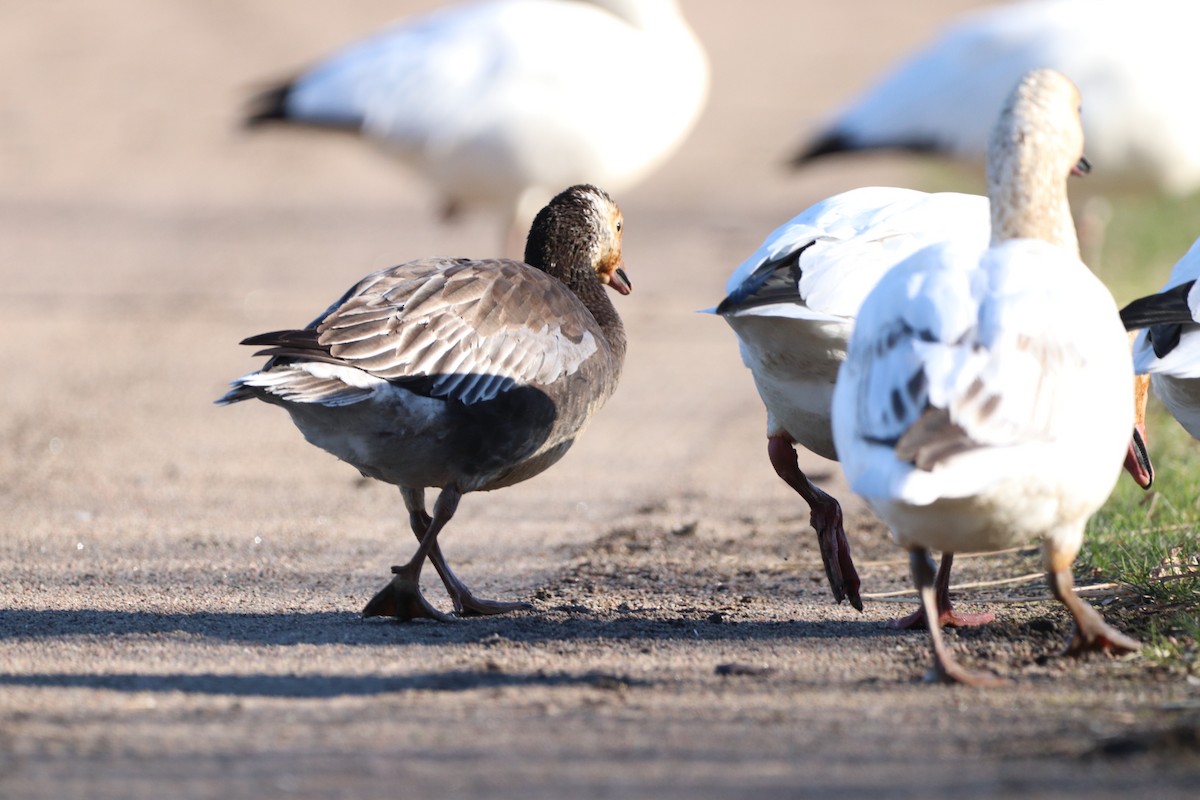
<box><xmin>242</xmin><ymin>257</ymin><xmax>609</xmax><ymax>405</ymax></box>
<box><xmin>893</xmin><ymin>407</ymin><xmax>981</xmax><ymax>471</ymax></box>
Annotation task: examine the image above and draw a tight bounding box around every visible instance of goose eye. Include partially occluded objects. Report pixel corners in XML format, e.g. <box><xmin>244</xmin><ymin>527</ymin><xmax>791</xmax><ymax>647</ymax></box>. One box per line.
<box><xmin>615</xmin><ymin>219</ymin><xmax>623</xmax><ymax>233</ymax></box>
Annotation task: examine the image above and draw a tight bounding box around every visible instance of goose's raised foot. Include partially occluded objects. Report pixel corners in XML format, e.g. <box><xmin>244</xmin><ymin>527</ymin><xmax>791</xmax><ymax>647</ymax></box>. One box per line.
<box><xmin>811</xmin><ymin>498</ymin><xmax>863</xmax><ymax>612</ymax></box>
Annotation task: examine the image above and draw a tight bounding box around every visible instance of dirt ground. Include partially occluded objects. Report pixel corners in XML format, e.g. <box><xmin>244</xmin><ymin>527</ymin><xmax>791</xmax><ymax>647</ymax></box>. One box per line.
<box><xmin>2</xmin><ymin>1</ymin><xmax>1199</xmax><ymax>797</ymax></box>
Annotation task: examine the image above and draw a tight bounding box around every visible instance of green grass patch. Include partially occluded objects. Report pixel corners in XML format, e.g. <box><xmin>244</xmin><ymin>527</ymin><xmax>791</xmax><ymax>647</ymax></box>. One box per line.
<box><xmin>1090</xmin><ymin>192</ymin><xmax>1200</xmax><ymax>305</ymax></box>
<box><xmin>1084</xmin><ymin>402</ymin><xmax>1200</xmax><ymax>673</ymax></box>
<box><xmin>1082</xmin><ymin>191</ymin><xmax>1200</xmax><ymax>674</ymax></box>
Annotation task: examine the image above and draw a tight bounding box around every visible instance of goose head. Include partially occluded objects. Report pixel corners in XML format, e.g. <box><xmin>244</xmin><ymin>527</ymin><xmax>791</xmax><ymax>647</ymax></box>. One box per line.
<box><xmin>987</xmin><ymin>68</ymin><xmax>1088</xmax><ymax>251</ymax></box>
<box><xmin>524</xmin><ymin>184</ymin><xmax>631</xmax><ymax>296</ymax></box>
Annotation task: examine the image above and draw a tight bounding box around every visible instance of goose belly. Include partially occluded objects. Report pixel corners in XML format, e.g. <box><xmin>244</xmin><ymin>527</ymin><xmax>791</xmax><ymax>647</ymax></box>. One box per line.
<box><xmin>756</xmin><ymin>373</ymin><xmax>838</xmax><ymax>459</ymax></box>
<box><xmin>281</xmin><ymin>383</ymin><xmax>567</xmax><ymax>492</ymax></box>
<box><xmin>873</xmin><ymin>469</ymin><xmax>1109</xmax><ymax>556</ymax></box>
<box><xmin>732</xmin><ymin>316</ymin><xmax>847</xmax><ymax>460</ymax></box>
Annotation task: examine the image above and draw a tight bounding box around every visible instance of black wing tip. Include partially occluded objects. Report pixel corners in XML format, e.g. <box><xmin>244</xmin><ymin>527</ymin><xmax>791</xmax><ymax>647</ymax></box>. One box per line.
<box><xmin>1116</xmin><ymin>304</ymin><xmax>1139</xmax><ymax>332</ymax></box>
<box><xmin>715</xmin><ymin>279</ymin><xmax>764</xmax><ymax>315</ymax></box>
<box><xmin>788</xmin><ymin>132</ymin><xmax>947</xmax><ymax>169</ymax></box>
<box><xmin>214</xmin><ymin>386</ymin><xmax>253</xmax><ymax>406</ymax></box>
<box><xmin>716</xmin><ymin>247</ymin><xmax>809</xmax><ymax>315</ymax></box>
<box><xmin>714</xmin><ymin>285</ymin><xmax>773</xmax><ymax>315</ymax></box>
<box><xmin>788</xmin><ymin>131</ymin><xmax>857</xmax><ymax>169</ymax></box>
<box><xmin>244</xmin><ymin>81</ymin><xmax>297</xmax><ymax>128</ymax></box>
<box><xmin>713</xmin><ymin>295</ymin><xmax>737</xmax><ymax>316</ymax></box>
<box><xmin>1119</xmin><ymin>281</ymin><xmax>1196</xmax><ymax>332</ymax></box>
<box><xmin>238</xmin><ymin>329</ymin><xmax>343</xmax><ymax>368</ymax></box>
<box><xmin>239</xmin><ymin>329</ymin><xmax>304</xmax><ymax>347</ymax></box>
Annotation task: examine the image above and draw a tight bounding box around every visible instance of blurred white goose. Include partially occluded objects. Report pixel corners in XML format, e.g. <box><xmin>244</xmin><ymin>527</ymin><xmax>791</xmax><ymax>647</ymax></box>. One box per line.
<box><xmin>218</xmin><ymin>185</ymin><xmax>630</xmax><ymax>620</ymax></box>
<box><xmin>714</xmin><ymin>186</ymin><xmax>992</xmax><ymax>613</ymax></box>
<box><xmin>246</xmin><ymin>0</ymin><xmax>708</xmax><ymax>251</ymax></box>
<box><xmin>833</xmin><ymin>69</ymin><xmax>1141</xmax><ymax>685</ymax></box>
<box><xmin>792</xmin><ymin>0</ymin><xmax>1200</xmax><ymax>199</ymax></box>
<box><xmin>1121</xmin><ymin>236</ymin><xmax>1200</xmax><ymax>439</ymax></box>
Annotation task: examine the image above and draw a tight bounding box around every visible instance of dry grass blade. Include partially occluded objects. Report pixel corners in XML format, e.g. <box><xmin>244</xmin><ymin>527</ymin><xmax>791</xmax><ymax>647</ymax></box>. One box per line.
<box><xmin>862</xmin><ymin>573</ymin><xmax>1130</xmax><ymax>604</ymax></box>
<box><xmin>1150</xmin><ymin>546</ymin><xmax>1200</xmax><ymax>580</ymax></box>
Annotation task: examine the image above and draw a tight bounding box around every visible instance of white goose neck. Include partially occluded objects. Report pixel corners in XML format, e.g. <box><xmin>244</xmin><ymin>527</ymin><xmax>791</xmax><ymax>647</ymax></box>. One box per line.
<box><xmin>987</xmin><ymin>148</ymin><xmax>1079</xmax><ymax>254</ymax></box>
<box><xmin>986</xmin><ymin>69</ymin><xmax>1083</xmax><ymax>255</ymax></box>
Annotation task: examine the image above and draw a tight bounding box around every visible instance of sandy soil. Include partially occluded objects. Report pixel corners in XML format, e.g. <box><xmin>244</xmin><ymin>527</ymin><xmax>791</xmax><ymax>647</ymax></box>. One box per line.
<box><xmin>2</xmin><ymin>1</ymin><xmax>1198</xmax><ymax>797</ymax></box>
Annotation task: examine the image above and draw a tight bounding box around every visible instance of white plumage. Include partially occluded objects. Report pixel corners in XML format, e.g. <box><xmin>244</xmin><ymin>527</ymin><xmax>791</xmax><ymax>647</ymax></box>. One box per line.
<box><xmin>794</xmin><ymin>0</ymin><xmax>1200</xmax><ymax>198</ymax></box>
<box><xmin>832</xmin><ymin>68</ymin><xmax>1140</xmax><ymax>684</ymax></box>
<box><xmin>248</xmin><ymin>0</ymin><xmax>708</xmax><ymax>248</ymax></box>
<box><xmin>836</xmin><ymin>237</ymin><xmax>1132</xmax><ymax>532</ymax></box>
<box><xmin>715</xmin><ymin>186</ymin><xmax>991</xmax><ymax>609</ymax></box>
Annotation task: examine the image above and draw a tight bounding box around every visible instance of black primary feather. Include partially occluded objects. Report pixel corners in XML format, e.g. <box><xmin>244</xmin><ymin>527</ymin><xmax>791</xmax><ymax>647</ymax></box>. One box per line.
<box><xmin>244</xmin><ymin>82</ymin><xmax>296</xmax><ymax>127</ymax></box>
<box><xmin>1120</xmin><ymin>280</ymin><xmax>1195</xmax><ymax>359</ymax></box>
<box><xmin>715</xmin><ymin>244</ymin><xmax>813</xmax><ymax>315</ymax></box>
<box><xmin>788</xmin><ymin>131</ymin><xmax>944</xmax><ymax>169</ymax></box>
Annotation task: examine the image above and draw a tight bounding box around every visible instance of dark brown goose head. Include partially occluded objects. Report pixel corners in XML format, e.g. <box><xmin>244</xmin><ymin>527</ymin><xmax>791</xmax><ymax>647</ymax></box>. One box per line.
<box><xmin>524</xmin><ymin>184</ymin><xmax>631</xmax><ymax>296</ymax></box>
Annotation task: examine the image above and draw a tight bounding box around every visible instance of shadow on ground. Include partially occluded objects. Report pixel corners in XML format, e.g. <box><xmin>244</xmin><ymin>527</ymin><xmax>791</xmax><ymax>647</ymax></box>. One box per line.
<box><xmin>0</xmin><ymin>668</ymin><xmax>646</xmax><ymax>698</ymax></box>
<box><xmin>0</xmin><ymin>607</ymin><xmax>890</xmax><ymax>647</ymax></box>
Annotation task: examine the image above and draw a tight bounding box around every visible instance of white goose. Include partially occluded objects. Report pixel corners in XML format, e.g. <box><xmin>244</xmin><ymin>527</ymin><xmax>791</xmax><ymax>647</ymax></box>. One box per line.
<box><xmin>246</xmin><ymin>0</ymin><xmax>708</xmax><ymax>251</ymax></box>
<box><xmin>832</xmin><ymin>69</ymin><xmax>1141</xmax><ymax>685</ymax></box>
<box><xmin>792</xmin><ymin>0</ymin><xmax>1200</xmax><ymax>199</ymax></box>
<box><xmin>716</xmin><ymin>195</ymin><xmax>1152</xmax><ymax>622</ymax></box>
<box><xmin>715</xmin><ymin>187</ymin><xmax>992</xmax><ymax>613</ymax></box>
<box><xmin>1121</xmin><ymin>236</ymin><xmax>1200</xmax><ymax>439</ymax></box>
<box><xmin>219</xmin><ymin>185</ymin><xmax>629</xmax><ymax>621</ymax></box>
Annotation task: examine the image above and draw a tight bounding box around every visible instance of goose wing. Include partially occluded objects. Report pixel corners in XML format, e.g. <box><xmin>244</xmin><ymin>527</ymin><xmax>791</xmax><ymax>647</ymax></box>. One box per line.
<box><xmin>232</xmin><ymin>258</ymin><xmax>605</xmax><ymax>406</ymax></box>
<box><xmin>258</xmin><ymin>0</ymin><xmax>706</xmax><ymax>178</ymax></box>
<box><xmin>793</xmin><ymin>0</ymin><xmax>1200</xmax><ymax>195</ymax></box>
<box><xmin>836</xmin><ymin>239</ymin><xmax>1127</xmax><ymax>502</ymax></box>
<box><xmin>718</xmin><ymin>188</ymin><xmax>989</xmax><ymax>322</ymax></box>
<box><xmin>1123</xmin><ymin>237</ymin><xmax>1200</xmax><ymax>377</ymax></box>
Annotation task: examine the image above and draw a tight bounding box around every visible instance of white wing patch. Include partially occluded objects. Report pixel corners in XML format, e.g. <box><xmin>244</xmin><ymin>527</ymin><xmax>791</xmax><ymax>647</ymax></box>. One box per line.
<box><xmin>849</xmin><ymin>240</ymin><xmax>1097</xmax><ymax>467</ymax></box>
<box><xmin>235</xmin><ymin>362</ymin><xmax>387</xmax><ymax>406</ymax></box>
